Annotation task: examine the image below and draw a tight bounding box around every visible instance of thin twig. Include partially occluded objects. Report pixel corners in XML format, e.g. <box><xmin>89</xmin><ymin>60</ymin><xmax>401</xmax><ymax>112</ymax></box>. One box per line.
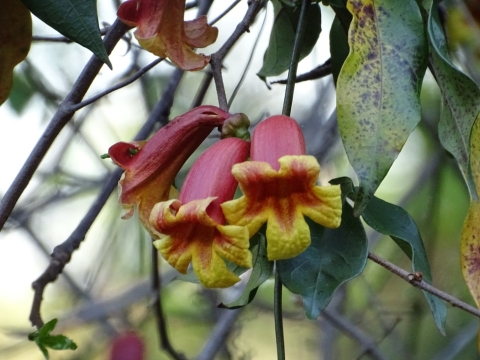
<box><xmin>28</xmin><ymin>66</ymin><xmax>185</xmax><ymax>329</ymax></box>
<box><xmin>227</xmin><ymin>8</ymin><xmax>268</xmax><ymax>110</ymax></box>
<box><xmin>32</xmin><ymin>28</ymin><xmax>109</xmax><ymax>43</ymax></box>
<box><xmin>322</xmin><ymin>309</ymin><xmax>387</xmax><ymax>360</ymax></box>
<box><xmin>282</xmin><ymin>0</ymin><xmax>310</xmax><ymax>116</ymax></box>
<box><xmin>0</xmin><ymin>19</ymin><xmax>131</xmax><ymax>231</ymax></box>
<box><xmin>210</xmin><ymin>0</ymin><xmax>266</xmax><ymax>110</ymax></box>
<box><xmin>71</xmin><ymin>58</ymin><xmax>164</xmax><ymax>111</ymax></box>
<box><xmin>209</xmin><ymin>0</ymin><xmax>242</xmax><ymax>26</ymax></box>
<box><xmin>272</xmin><ymin>59</ymin><xmax>332</xmax><ymax>85</ymax></box>
<box><xmin>368</xmin><ymin>252</ymin><xmax>480</xmax><ymax>318</ymax></box>
<box><xmin>196</xmin><ymin>308</ymin><xmax>243</xmax><ymax>360</ymax></box>
<box><xmin>151</xmin><ymin>246</ymin><xmax>186</xmax><ymax>360</ymax></box>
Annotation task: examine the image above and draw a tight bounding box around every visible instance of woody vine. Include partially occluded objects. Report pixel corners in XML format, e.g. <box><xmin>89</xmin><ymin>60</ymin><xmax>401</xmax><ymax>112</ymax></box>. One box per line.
<box><xmin>1</xmin><ymin>0</ymin><xmax>480</xmax><ymax>359</ymax></box>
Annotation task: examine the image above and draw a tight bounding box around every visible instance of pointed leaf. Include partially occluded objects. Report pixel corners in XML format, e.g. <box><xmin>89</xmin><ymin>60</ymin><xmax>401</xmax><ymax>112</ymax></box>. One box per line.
<box><xmin>219</xmin><ymin>234</ymin><xmax>273</xmax><ymax>309</ymax></box>
<box><xmin>277</xmin><ymin>203</ymin><xmax>368</xmax><ymax>319</ymax></box>
<box><xmin>28</xmin><ymin>319</ymin><xmax>77</xmax><ymax>359</ymax></box>
<box><xmin>21</xmin><ymin>0</ymin><xmax>111</xmax><ymax>67</ymax></box>
<box><xmin>461</xmin><ymin>119</ymin><xmax>480</xmax><ymax>347</ymax></box>
<box><xmin>363</xmin><ymin>196</ymin><xmax>447</xmax><ymax>334</ymax></box>
<box><xmin>257</xmin><ymin>0</ymin><xmax>321</xmax><ymax>80</ymax></box>
<box><xmin>337</xmin><ymin>0</ymin><xmax>427</xmax><ymax>215</ymax></box>
<box><xmin>427</xmin><ymin>0</ymin><xmax>480</xmax><ymax>200</ymax></box>
<box><xmin>0</xmin><ymin>0</ymin><xmax>31</xmax><ymax>106</ymax></box>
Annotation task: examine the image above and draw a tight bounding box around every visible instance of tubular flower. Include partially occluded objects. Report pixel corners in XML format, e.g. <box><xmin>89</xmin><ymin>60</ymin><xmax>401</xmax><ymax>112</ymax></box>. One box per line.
<box><xmin>221</xmin><ymin>115</ymin><xmax>342</xmax><ymax>261</ymax></box>
<box><xmin>108</xmin><ymin>106</ymin><xmax>231</xmax><ymax>229</ymax></box>
<box><xmin>150</xmin><ymin>138</ymin><xmax>252</xmax><ymax>288</ymax></box>
<box><xmin>117</xmin><ymin>0</ymin><xmax>218</xmax><ymax>71</ymax></box>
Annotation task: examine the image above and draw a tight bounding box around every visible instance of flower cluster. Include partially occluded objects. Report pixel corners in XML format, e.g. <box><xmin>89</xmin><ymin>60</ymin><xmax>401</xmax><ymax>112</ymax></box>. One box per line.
<box><xmin>117</xmin><ymin>0</ymin><xmax>218</xmax><ymax>71</ymax></box>
<box><xmin>109</xmin><ymin>108</ymin><xmax>342</xmax><ymax>288</ymax></box>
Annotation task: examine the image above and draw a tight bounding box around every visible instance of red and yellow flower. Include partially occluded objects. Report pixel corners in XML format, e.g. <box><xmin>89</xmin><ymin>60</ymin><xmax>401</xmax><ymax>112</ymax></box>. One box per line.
<box><xmin>150</xmin><ymin>138</ymin><xmax>252</xmax><ymax>288</ymax></box>
<box><xmin>221</xmin><ymin>115</ymin><xmax>342</xmax><ymax>260</ymax></box>
<box><xmin>117</xmin><ymin>0</ymin><xmax>218</xmax><ymax>71</ymax></box>
<box><xmin>108</xmin><ymin>106</ymin><xmax>231</xmax><ymax>229</ymax></box>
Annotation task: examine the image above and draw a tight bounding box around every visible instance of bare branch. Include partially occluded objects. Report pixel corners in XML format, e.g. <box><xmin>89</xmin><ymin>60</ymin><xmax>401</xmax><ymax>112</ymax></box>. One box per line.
<box><xmin>71</xmin><ymin>58</ymin><xmax>164</xmax><ymax>111</ymax></box>
<box><xmin>322</xmin><ymin>309</ymin><xmax>387</xmax><ymax>360</ymax></box>
<box><xmin>210</xmin><ymin>0</ymin><xmax>266</xmax><ymax>110</ymax></box>
<box><xmin>196</xmin><ymin>308</ymin><xmax>243</xmax><ymax>360</ymax></box>
<box><xmin>368</xmin><ymin>252</ymin><xmax>480</xmax><ymax>318</ymax></box>
<box><xmin>0</xmin><ymin>19</ymin><xmax>131</xmax><ymax>231</ymax></box>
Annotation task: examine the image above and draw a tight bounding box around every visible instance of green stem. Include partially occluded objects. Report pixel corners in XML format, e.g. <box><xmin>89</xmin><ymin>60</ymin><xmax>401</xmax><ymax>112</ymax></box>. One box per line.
<box><xmin>274</xmin><ymin>269</ymin><xmax>285</xmax><ymax>360</ymax></box>
<box><xmin>274</xmin><ymin>1</ymin><xmax>310</xmax><ymax>358</ymax></box>
<box><xmin>282</xmin><ymin>0</ymin><xmax>310</xmax><ymax>117</ymax></box>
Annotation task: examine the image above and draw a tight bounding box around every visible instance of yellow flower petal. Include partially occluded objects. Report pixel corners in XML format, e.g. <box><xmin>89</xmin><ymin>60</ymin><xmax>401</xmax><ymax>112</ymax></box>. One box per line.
<box><xmin>151</xmin><ymin>198</ymin><xmax>252</xmax><ymax>288</ymax></box>
<box><xmin>222</xmin><ymin>155</ymin><xmax>342</xmax><ymax>260</ymax></box>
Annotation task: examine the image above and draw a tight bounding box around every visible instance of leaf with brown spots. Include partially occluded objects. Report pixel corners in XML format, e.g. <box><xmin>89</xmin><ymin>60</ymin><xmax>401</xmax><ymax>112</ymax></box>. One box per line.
<box><xmin>461</xmin><ymin>118</ymin><xmax>480</xmax><ymax>348</ymax></box>
<box><xmin>336</xmin><ymin>0</ymin><xmax>427</xmax><ymax>215</ymax></box>
<box><xmin>427</xmin><ymin>0</ymin><xmax>480</xmax><ymax>201</ymax></box>
<box><xmin>0</xmin><ymin>0</ymin><xmax>31</xmax><ymax>106</ymax></box>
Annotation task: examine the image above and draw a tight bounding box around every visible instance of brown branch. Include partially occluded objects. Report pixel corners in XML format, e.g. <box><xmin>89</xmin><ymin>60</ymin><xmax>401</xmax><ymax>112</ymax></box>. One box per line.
<box><xmin>272</xmin><ymin>58</ymin><xmax>332</xmax><ymax>85</ymax></box>
<box><xmin>322</xmin><ymin>309</ymin><xmax>387</xmax><ymax>360</ymax></box>
<box><xmin>210</xmin><ymin>0</ymin><xmax>266</xmax><ymax>110</ymax></box>
<box><xmin>368</xmin><ymin>252</ymin><xmax>480</xmax><ymax>318</ymax></box>
<box><xmin>71</xmin><ymin>58</ymin><xmax>164</xmax><ymax>111</ymax></box>
<box><xmin>0</xmin><ymin>19</ymin><xmax>131</xmax><ymax>231</ymax></box>
<box><xmin>196</xmin><ymin>308</ymin><xmax>243</xmax><ymax>360</ymax></box>
<box><xmin>28</xmin><ymin>66</ymin><xmax>185</xmax><ymax>329</ymax></box>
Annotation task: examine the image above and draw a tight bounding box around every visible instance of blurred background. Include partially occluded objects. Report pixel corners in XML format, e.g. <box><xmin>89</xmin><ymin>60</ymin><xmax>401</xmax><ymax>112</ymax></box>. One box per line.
<box><xmin>1</xmin><ymin>0</ymin><xmax>480</xmax><ymax>359</ymax></box>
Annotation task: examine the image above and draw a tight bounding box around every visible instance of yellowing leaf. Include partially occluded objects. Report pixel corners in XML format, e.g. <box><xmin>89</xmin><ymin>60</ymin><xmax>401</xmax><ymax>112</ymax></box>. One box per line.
<box><xmin>337</xmin><ymin>0</ymin><xmax>427</xmax><ymax>215</ymax></box>
<box><xmin>461</xmin><ymin>115</ymin><xmax>480</xmax><ymax>347</ymax></box>
<box><xmin>0</xmin><ymin>0</ymin><xmax>31</xmax><ymax>106</ymax></box>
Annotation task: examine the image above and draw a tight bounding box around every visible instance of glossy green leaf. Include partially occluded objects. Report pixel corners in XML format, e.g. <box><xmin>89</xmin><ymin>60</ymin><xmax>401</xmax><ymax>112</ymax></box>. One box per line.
<box><xmin>219</xmin><ymin>234</ymin><xmax>273</xmax><ymax>309</ymax></box>
<box><xmin>337</xmin><ymin>0</ymin><xmax>427</xmax><ymax>215</ymax></box>
<box><xmin>28</xmin><ymin>319</ymin><xmax>78</xmax><ymax>360</ymax></box>
<box><xmin>278</xmin><ymin>203</ymin><xmax>368</xmax><ymax>319</ymax></box>
<box><xmin>329</xmin><ymin>16</ymin><xmax>349</xmax><ymax>85</ymax></box>
<box><xmin>21</xmin><ymin>0</ymin><xmax>111</xmax><ymax>67</ymax></box>
<box><xmin>362</xmin><ymin>196</ymin><xmax>447</xmax><ymax>334</ymax></box>
<box><xmin>257</xmin><ymin>0</ymin><xmax>322</xmax><ymax>80</ymax></box>
<box><xmin>427</xmin><ymin>0</ymin><xmax>480</xmax><ymax>200</ymax></box>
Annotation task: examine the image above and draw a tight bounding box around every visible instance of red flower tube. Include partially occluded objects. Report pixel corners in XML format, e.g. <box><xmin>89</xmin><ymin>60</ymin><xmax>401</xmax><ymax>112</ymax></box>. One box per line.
<box><xmin>108</xmin><ymin>106</ymin><xmax>231</xmax><ymax>228</ymax></box>
<box><xmin>150</xmin><ymin>138</ymin><xmax>252</xmax><ymax>288</ymax></box>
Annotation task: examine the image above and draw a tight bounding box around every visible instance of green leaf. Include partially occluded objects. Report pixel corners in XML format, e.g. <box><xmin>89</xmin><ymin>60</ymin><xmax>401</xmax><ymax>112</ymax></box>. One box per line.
<box><xmin>329</xmin><ymin>16</ymin><xmax>349</xmax><ymax>86</ymax></box>
<box><xmin>28</xmin><ymin>319</ymin><xmax>78</xmax><ymax>360</ymax></box>
<box><xmin>427</xmin><ymin>0</ymin><xmax>480</xmax><ymax>200</ymax></box>
<box><xmin>336</xmin><ymin>0</ymin><xmax>427</xmax><ymax>215</ymax></box>
<box><xmin>257</xmin><ymin>0</ymin><xmax>322</xmax><ymax>80</ymax></box>
<box><xmin>219</xmin><ymin>233</ymin><xmax>273</xmax><ymax>309</ymax></box>
<box><xmin>21</xmin><ymin>0</ymin><xmax>111</xmax><ymax>67</ymax></box>
<box><xmin>362</xmin><ymin>196</ymin><xmax>447</xmax><ymax>335</ymax></box>
<box><xmin>278</xmin><ymin>203</ymin><xmax>368</xmax><ymax>319</ymax></box>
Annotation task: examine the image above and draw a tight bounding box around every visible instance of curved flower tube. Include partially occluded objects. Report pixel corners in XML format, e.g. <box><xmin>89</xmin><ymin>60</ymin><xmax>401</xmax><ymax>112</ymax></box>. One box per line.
<box><xmin>150</xmin><ymin>138</ymin><xmax>252</xmax><ymax>288</ymax></box>
<box><xmin>221</xmin><ymin>115</ymin><xmax>342</xmax><ymax>260</ymax></box>
<box><xmin>108</xmin><ymin>106</ymin><xmax>231</xmax><ymax>228</ymax></box>
<box><xmin>117</xmin><ymin>0</ymin><xmax>217</xmax><ymax>70</ymax></box>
